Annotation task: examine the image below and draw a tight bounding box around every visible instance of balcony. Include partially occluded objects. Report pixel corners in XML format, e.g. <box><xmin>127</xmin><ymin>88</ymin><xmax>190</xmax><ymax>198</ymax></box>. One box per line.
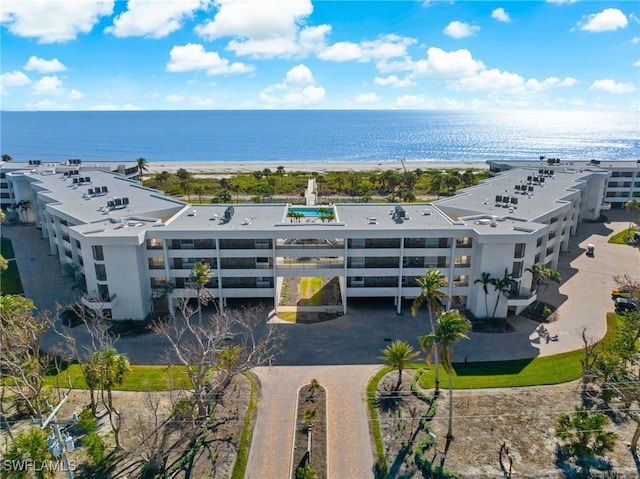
<box><xmin>82</xmin><ymin>292</ymin><xmax>117</xmax><ymax>310</ymax></box>
<box><xmin>505</xmin><ymin>291</ymin><xmax>536</xmax><ymax>307</ymax></box>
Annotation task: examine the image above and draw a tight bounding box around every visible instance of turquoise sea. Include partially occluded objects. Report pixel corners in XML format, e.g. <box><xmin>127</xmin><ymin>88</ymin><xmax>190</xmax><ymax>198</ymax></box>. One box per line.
<box><xmin>1</xmin><ymin>109</ymin><xmax>638</xmax><ymax>164</ymax></box>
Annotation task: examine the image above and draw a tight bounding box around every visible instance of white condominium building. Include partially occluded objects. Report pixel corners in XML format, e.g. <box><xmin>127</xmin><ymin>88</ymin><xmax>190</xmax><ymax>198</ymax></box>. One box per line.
<box><xmin>2</xmin><ymin>159</ymin><xmax>617</xmax><ymax>321</ymax></box>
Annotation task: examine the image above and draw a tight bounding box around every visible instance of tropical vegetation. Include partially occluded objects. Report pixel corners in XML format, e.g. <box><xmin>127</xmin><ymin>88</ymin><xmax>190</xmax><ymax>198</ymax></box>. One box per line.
<box><xmin>411</xmin><ymin>269</ymin><xmax>448</xmax><ymax>392</ymax></box>
<box><xmin>419</xmin><ymin>309</ymin><xmax>471</xmax><ymax>441</ymax></box>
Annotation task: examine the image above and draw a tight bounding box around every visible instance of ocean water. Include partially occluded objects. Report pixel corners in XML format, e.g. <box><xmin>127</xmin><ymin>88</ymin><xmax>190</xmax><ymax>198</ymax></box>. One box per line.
<box><xmin>1</xmin><ymin>110</ymin><xmax>638</xmax><ymax>164</ymax></box>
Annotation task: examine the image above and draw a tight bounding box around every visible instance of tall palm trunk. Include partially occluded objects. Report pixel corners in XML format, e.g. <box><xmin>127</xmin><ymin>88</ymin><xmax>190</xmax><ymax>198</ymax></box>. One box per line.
<box><xmin>447</xmin><ymin>371</ymin><xmax>454</xmax><ymax>440</ymax></box>
<box><xmin>428</xmin><ymin>306</ymin><xmax>440</xmax><ymax>392</ymax></box>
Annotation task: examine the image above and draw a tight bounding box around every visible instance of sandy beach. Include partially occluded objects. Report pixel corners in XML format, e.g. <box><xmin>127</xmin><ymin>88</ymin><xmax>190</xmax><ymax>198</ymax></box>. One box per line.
<box><xmin>146</xmin><ymin>160</ymin><xmax>488</xmax><ymax>175</ymax></box>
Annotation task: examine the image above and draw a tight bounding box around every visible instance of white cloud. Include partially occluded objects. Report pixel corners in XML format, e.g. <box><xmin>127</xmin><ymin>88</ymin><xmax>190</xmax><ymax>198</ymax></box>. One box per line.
<box><xmin>443</xmin><ymin>21</ymin><xmax>480</xmax><ymax>39</ymax></box>
<box><xmin>354</xmin><ymin>92</ymin><xmax>379</xmax><ymax>104</ymax></box>
<box><xmin>589</xmin><ymin>79</ymin><xmax>636</xmax><ymax>93</ymax></box>
<box><xmin>546</xmin><ymin>0</ymin><xmax>577</xmax><ymax>4</ymax></box>
<box><xmin>106</xmin><ymin>0</ymin><xmax>209</xmax><ymax>38</ymax></box>
<box><xmin>632</xmin><ymin>37</ymin><xmax>640</xmax><ymax>45</ymax></box>
<box><xmin>167</xmin><ymin>43</ymin><xmax>255</xmax><ymax>75</ymax></box>
<box><xmin>319</xmin><ymin>42</ymin><xmax>361</xmax><ymax>62</ymax></box>
<box><xmin>579</xmin><ymin>8</ymin><xmax>628</xmax><ymax>33</ymax></box>
<box><xmin>26</xmin><ymin>100</ymin><xmax>71</xmax><ymax>110</ymax></box>
<box><xmin>69</xmin><ymin>89</ymin><xmax>84</xmax><ymax>100</ymax></box>
<box><xmin>24</xmin><ymin>56</ymin><xmax>66</xmax><ymax>73</ymax></box>
<box><xmin>394</xmin><ymin>94</ymin><xmax>465</xmax><ymax>110</ymax></box>
<box><xmin>166</xmin><ymin>94</ymin><xmax>185</xmax><ymax>103</ymax></box>
<box><xmin>634</xmin><ymin>60</ymin><xmax>640</xmax><ymax>67</ymax></box>
<box><xmin>189</xmin><ymin>96</ymin><xmax>214</xmax><ymax>107</ymax></box>
<box><xmin>526</xmin><ymin>76</ymin><xmax>577</xmax><ymax>90</ymax></box>
<box><xmin>373</xmin><ymin>75</ymin><xmax>414</xmax><ymax>88</ymax></box>
<box><xmin>451</xmin><ymin>71</ymin><xmax>577</xmax><ymax>95</ymax></box>
<box><xmin>451</xmin><ymin>69</ymin><xmax>526</xmax><ymax>93</ymax></box>
<box><xmin>298</xmin><ymin>24</ymin><xmax>332</xmax><ymax>54</ymax></box>
<box><xmin>1</xmin><ymin>0</ymin><xmax>113</xmax><ymax>43</ymax></box>
<box><xmin>412</xmin><ymin>47</ymin><xmax>485</xmax><ymax>78</ymax></box>
<box><xmin>319</xmin><ymin>34</ymin><xmax>416</xmax><ymax>63</ymax></box>
<box><xmin>195</xmin><ymin>0</ymin><xmax>324</xmax><ymax>58</ymax></box>
<box><xmin>491</xmin><ymin>8</ymin><xmax>511</xmax><ymax>23</ymax></box>
<box><xmin>89</xmin><ymin>104</ymin><xmax>141</xmax><ymax>111</ymax></box>
<box><xmin>284</xmin><ymin>64</ymin><xmax>314</xmax><ymax>85</ymax></box>
<box><xmin>0</xmin><ymin>71</ymin><xmax>32</xmax><ymax>96</ymax></box>
<box><xmin>259</xmin><ymin>64</ymin><xmax>326</xmax><ymax>107</ymax></box>
<box><xmin>33</xmin><ymin>76</ymin><xmax>64</xmax><ymax>96</ymax></box>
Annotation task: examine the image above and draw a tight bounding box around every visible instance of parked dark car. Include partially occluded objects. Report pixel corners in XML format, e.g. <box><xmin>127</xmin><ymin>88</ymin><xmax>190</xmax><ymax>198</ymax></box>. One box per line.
<box><xmin>615</xmin><ymin>297</ymin><xmax>636</xmax><ymax>313</ymax></box>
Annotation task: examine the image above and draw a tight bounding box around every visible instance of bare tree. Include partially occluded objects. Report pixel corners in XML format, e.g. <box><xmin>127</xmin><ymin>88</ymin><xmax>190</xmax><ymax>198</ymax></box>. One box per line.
<box><xmin>0</xmin><ymin>297</ymin><xmax>55</xmax><ymax>417</ymax></box>
<box><xmin>152</xmin><ymin>301</ymin><xmax>283</xmax><ymax>419</ymax></box>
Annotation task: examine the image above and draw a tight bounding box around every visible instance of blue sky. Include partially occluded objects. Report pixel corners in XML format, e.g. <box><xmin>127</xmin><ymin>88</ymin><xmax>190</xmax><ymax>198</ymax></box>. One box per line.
<box><xmin>1</xmin><ymin>0</ymin><xmax>638</xmax><ymax>111</ymax></box>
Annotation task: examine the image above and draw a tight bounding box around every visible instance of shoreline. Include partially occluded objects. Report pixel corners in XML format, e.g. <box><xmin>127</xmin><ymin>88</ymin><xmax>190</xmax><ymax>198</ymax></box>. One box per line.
<box><xmin>145</xmin><ymin>160</ymin><xmax>489</xmax><ymax>175</ymax></box>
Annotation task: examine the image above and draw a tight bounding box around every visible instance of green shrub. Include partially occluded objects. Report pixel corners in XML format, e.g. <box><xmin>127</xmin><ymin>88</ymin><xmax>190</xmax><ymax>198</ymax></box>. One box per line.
<box><xmin>84</xmin><ymin>430</ymin><xmax>109</xmax><ymax>469</ymax></box>
<box><xmin>295</xmin><ymin>465</ymin><xmax>316</xmax><ymax>479</ymax></box>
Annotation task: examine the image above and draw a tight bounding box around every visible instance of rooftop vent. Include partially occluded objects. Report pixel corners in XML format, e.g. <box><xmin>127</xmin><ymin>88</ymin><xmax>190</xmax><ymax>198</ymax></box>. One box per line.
<box><xmin>368</xmin><ymin>217</ymin><xmax>377</xmax><ymax>225</ymax></box>
<box><xmin>391</xmin><ymin>205</ymin><xmax>406</xmax><ymax>221</ymax></box>
<box><xmin>28</xmin><ymin>160</ymin><xmax>42</xmax><ymax>166</ymax></box>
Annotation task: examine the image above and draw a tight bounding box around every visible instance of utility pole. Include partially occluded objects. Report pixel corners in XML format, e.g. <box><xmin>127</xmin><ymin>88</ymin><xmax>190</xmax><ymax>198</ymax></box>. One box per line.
<box><xmin>41</xmin><ymin>394</ymin><xmax>75</xmax><ymax>479</ymax></box>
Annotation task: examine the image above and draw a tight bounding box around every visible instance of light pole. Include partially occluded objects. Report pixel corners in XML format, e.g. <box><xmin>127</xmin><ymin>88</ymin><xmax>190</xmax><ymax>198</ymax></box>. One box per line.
<box><xmin>41</xmin><ymin>394</ymin><xmax>75</xmax><ymax>479</ymax></box>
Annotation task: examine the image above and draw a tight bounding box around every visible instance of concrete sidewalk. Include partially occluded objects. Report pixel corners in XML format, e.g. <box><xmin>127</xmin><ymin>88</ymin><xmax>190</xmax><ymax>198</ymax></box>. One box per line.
<box><xmin>246</xmin><ymin>365</ymin><xmax>377</xmax><ymax>479</ymax></box>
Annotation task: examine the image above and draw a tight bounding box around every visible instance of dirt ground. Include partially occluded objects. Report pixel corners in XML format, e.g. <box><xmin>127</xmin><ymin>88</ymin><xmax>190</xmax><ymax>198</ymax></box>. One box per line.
<box><xmin>292</xmin><ymin>384</ymin><xmax>327</xmax><ymax>479</ymax></box>
<box><xmin>2</xmin><ymin>375</ymin><xmax>251</xmax><ymax>479</ymax></box>
<box><xmin>377</xmin><ymin>371</ymin><xmax>639</xmax><ymax>478</ymax></box>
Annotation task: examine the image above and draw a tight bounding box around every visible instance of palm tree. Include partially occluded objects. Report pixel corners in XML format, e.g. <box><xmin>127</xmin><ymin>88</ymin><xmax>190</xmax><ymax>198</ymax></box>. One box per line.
<box><xmin>461</xmin><ymin>169</ymin><xmax>475</xmax><ymax>187</ymax></box>
<box><xmin>474</xmin><ymin>272</ymin><xmax>493</xmax><ymax>318</ymax></box>
<box><xmin>194</xmin><ymin>186</ymin><xmax>205</xmax><ymax>203</ymax></box>
<box><xmin>96</xmin><ymin>348</ymin><xmax>130</xmax><ymax>449</ymax></box>
<box><xmin>429</xmin><ymin>172</ymin><xmax>443</xmax><ymax>199</ymax></box>
<box><xmin>526</xmin><ymin>264</ymin><xmax>560</xmax><ymax>311</ymax></box>
<box><xmin>154</xmin><ymin>170</ymin><xmax>169</xmax><ymax>187</ymax></box>
<box><xmin>411</xmin><ymin>269</ymin><xmax>449</xmax><ymax>392</ymax></box>
<box><xmin>136</xmin><ymin>157</ymin><xmax>149</xmax><ymax>180</ymax></box>
<box><xmin>624</xmin><ymin>199</ymin><xmax>640</xmax><ymax>238</ymax></box>
<box><xmin>15</xmin><ymin>200</ymin><xmax>32</xmax><ymax>223</ymax></box>
<box><xmin>419</xmin><ymin>309</ymin><xmax>471</xmax><ymax>442</ymax></box>
<box><xmin>491</xmin><ymin>268</ymin><xmax>514</xmax><ymax>318</ymax></box>
<box><xmin>189</xmin><ymin>261</ymin><xmax>212</xmax><ymax>323</ymax></box>
<box><xmin>1</xmin><ymin>154</ymin><xmax>12</xmax><ymax>162</ymax></box>
<box><xmin>380</xmin><ymin>340</ymin><xmax>420</xmax><ymax>389</ymax></box>
<box><xmin>556</xmin><ymin>406</ymin><xmax>617</xmax><ymax>473</ymax></box>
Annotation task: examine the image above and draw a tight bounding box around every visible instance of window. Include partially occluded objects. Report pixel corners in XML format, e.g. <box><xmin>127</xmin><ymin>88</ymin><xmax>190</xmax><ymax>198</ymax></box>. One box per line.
<box><xmin>97</xmin><ymin>284</ymin><xmax>110</xmax><ymax>301</ymax></box>
<box><xmin>95</xmin><ymin>264</ymin><xmax>107</xmax><ymax>281</ymax></box>
<box><xmin>454</xmin><ymin>256</ymin><xmax>471</xmax><ymax>267</ymax></box>
<box><xmin>453</xmin><ymin>275</ymin><xmax>468</xmax><ymax>287</ymax></box>
<box><xmin>148</xmin><ymin>257</ymin><xmax>165</xmax><ymax>270</ymax></box>
<box><xmin>536</xmin><ymin>237</ymin><xmax>543</xmax><ymax>247</ymax></box>
<box><xmin>534</xmin><ymin>253</ymin><xmax>541</xmax><ymax>264</ymax></box>
<box><xmin>255</xmin><ymin>239</ymin><xmax>271</xmax><ymax>249</ymax></box>
<box><xmin>75</xmin><ymin>240</ymin><xmax>82</xmax><ymax>249</ymax></box>
<box><xmin>92</xmin><ymin>245</ymin><xmax>104</xmax><ymax>261</ymax></box>
<box><xmin>514</xmin><ymin>243</ymin><xmax>525</xmax><ymax>258</ymax></box>
<box><xmin>150</xmin><ymin>277</ymin><xmax>167</xmax><ymax>288</ymax></box>
<box><xmin>146</xmin><ymin>238</ymin><xmax>163</xmax><ymax>250</ymax></box>
<box><xmin>456</xmin><ymin>237</ymin><xmax>473</xmax><ymax>248</ymax></box>
<box><xmin>512</xmin><ymin>261</ymin><xmax>523</xmax><ymax>278</ymax></box>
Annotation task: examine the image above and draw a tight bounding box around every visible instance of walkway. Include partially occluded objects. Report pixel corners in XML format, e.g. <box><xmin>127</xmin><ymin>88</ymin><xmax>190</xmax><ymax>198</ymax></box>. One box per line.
<box><xmin>246</xmin><ymin>365</ymin><xmax>377</xmax><ymax>479</ymax></box>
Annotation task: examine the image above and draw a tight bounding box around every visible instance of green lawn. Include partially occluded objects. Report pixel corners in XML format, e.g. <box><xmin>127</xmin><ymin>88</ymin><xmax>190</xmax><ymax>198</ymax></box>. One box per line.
<box><xmin>277</xmin><ymin>311</ymin><xmax>297</xmax><ymax>322</ymax></box>
<box><xmin>418</xmin><ymin>313</ymin><xmax>619</xmax><ymax>390</ymax></box>
<box><xmin>1</xmin><ymin>237</ymin><xmax>16</xmax><ymax>259</ymax></box>
<box><xmin>299</xmin><ymin>277</ymin><xmax>323</xmax><ymax>306</ymax></box>
<box><xmin>0</xmin><ymin>237</ymin><xmax>23</xmax><ymax>294</ymax></box>
<box><xmin>608</xmin><ymin>228</ymin><xmax>639</xmax><ymax>245</ymax></box>
<box><xmin>0</xmin><ymin>258</ymin><xmax>23</xmax><ymax>294</ymax></box>
<box><xmin>46</xmin><ymin>364</ymin><xmax>191</xmax><ymax>391</ymax></box>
